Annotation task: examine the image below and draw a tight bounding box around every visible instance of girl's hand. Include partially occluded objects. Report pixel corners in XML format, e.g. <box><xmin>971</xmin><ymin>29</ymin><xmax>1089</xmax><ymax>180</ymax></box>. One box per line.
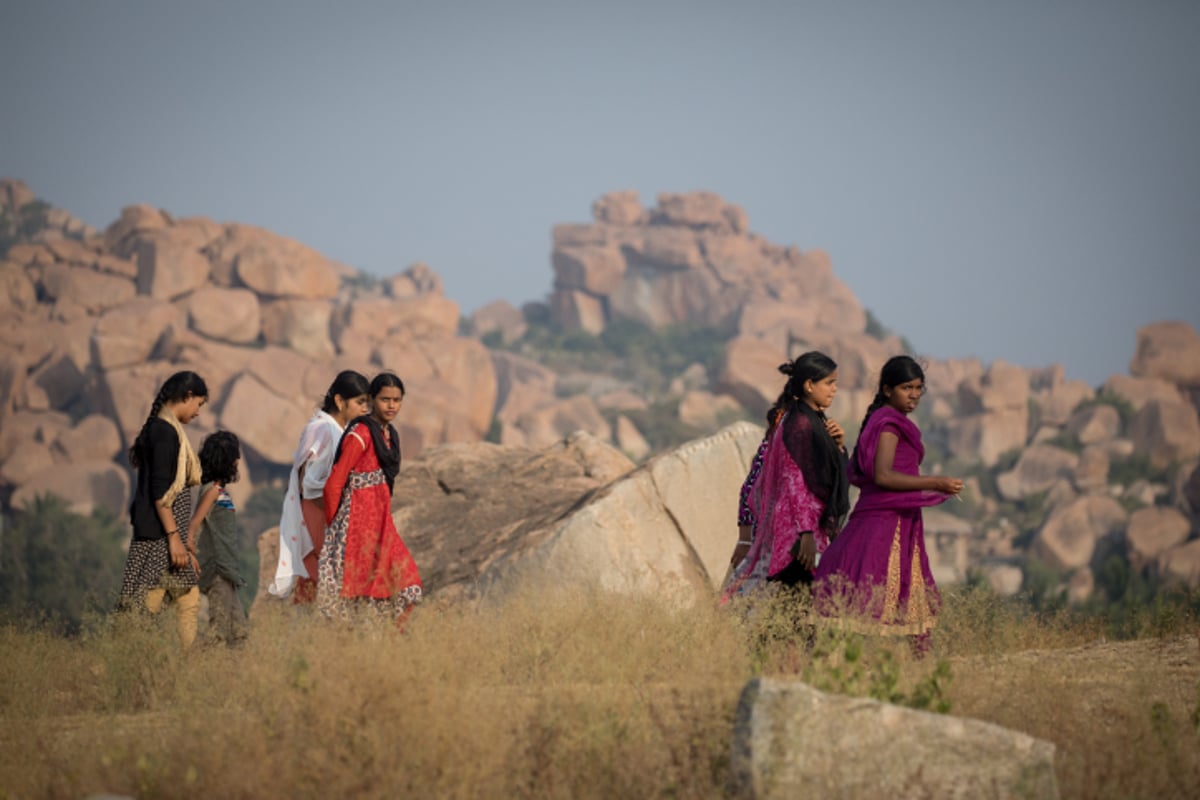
<box><xmin>167</xmin><ymin>533</ymin><xmax>188</xmax><ymax>568</ymax></box>
<box><xmin>935</xmin><ymin>477</ymin><xmax>964</xmax><ymax>495</ymax></box>
<box><xmin>824</xmin><ymin>418</ymin><xmax>845</xmax><ymax>448</ymax></box>
<box><xmin>793</xmin><ymin>532</ymin><xmax>817</xmax><ymax>571</ymax></box>
<box><xmin>188</xmin><ymin>549</ymin><xmax>200</xmax><ymax>576</ymax></box>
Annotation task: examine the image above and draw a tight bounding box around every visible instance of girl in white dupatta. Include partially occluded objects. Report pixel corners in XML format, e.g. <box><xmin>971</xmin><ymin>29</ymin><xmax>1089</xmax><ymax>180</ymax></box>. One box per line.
<box><xmin>269</xmin><ymin>371</ymin><xmax>370</xmax><ymax>602</ymax></box>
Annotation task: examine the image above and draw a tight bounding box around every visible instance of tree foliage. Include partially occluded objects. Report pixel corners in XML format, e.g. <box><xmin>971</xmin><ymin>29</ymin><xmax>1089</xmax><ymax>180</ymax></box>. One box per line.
<box><xmin>0</xmin><ymin>495</ymin><xmax>128</xmax><ymax>631</ymax></box>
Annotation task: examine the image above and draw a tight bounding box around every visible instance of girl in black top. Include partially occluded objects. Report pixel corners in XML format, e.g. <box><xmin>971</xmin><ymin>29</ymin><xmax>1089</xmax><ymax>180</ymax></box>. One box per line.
<box><xmin>118</xmin><ymin>370</ymin><xmax>208</xmax><ymax>646</ymax></box>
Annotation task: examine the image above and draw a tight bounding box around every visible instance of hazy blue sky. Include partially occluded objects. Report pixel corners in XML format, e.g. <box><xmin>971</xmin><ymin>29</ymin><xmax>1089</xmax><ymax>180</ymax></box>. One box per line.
<box><xmin>3</xmin><ymin>1</ymin><xmax>1198</xmax><ymax>385</ymax></box>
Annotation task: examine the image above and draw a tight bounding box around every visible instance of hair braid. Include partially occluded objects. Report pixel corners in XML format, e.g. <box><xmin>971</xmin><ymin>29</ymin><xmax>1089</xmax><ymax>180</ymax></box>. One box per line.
<box><xmin>128</xmin><ymin>387</ymin><xmax>168</xmax><ymax>469</ymax></box>
<box><xmin>127</xmin><ymin>370</ymin><xmax>209</xmax><ymax>469</ymax></box>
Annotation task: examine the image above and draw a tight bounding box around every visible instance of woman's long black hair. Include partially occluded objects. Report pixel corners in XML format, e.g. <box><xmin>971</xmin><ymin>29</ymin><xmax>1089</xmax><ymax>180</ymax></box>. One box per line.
<box><xmin>321</xmin><ymin>370</ymin><xmax>370</xmax><ymax>414</ymax></box>
<box><xmin>128</xmin><ymin>371</ymin><xmax>208</xmax><ymax>469</ymax></box>
<box><xmin>333</xmin><ymin>372</ymin><xmax>405</xmax><ymax>494</ymax></box>
<box><xmin>850</xmin><ymin>355</ymin><xmax>926</xmax><ymax>466</ymax></box>
<box><xmin>772</xmin><ymin>351</ymin><xmax>849</xmax><ymax>535</ymax></box>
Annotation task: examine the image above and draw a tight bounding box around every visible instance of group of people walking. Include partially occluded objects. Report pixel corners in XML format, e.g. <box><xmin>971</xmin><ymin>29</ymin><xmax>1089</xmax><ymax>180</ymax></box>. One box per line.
<box><xmin>117</xmin><ymin>369</ymin><xmax>423</xmax><ymax>647</ymax></box>
<box><xmin>723</xmin><ymin>352</ymin><xmax>963</xmax><ymax>643</ymax></box>
<box><xmin>116</xmin><ymin>352</ymin><xmax>956</xmax><ymax>650</ymax></box>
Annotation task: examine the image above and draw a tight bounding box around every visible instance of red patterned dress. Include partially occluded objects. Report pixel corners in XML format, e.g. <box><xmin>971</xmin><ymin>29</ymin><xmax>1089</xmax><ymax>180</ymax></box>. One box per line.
<box><xmin>316</xmin><ymin>421</ymin><xmax>422</xmax><ymax>624</ymax></box>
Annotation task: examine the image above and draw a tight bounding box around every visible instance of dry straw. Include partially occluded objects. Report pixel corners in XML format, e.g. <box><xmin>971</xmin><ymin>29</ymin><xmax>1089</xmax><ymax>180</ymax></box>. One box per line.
<box><xmin>1</xmin><ymin>584</ymin><xmax>1197</xmax><ymax>798</ymax></box>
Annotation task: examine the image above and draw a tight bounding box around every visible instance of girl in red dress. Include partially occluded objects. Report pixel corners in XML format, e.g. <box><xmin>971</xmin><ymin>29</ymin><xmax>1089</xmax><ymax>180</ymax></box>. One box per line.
<box><xmin>316</xmin><ymin>372</ymin><xmax>422</xmax><ymax>624</ymax></box>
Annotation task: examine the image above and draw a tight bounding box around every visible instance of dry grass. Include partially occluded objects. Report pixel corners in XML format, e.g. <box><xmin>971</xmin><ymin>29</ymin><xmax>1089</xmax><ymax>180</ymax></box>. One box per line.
<box><xmin>0</xmin><ymin>584</ymin><xmax>1197</xmax><ymax>799</ymax></box>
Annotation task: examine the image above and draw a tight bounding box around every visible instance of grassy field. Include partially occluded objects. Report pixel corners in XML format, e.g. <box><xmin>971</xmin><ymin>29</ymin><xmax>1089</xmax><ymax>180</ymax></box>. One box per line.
<box><xmin>1</xmin><ymin>585</ymin><xmax>1198</xmax><ymax>799</ymax></box>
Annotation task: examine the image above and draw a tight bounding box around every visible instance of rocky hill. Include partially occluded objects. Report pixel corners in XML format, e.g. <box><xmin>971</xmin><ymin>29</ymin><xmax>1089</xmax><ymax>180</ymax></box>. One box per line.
<box><xmin>2</xmin><ymin>179</ymin><xmax>1198</xmax><ymax>603</ymax></box>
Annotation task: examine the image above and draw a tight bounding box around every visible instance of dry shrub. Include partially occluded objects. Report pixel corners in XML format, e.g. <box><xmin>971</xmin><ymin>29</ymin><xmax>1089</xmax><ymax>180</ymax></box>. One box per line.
<box><xmin>1</xmin><ymin>584</ymin><xmax>1197</xmax><ymax>798</ymax></box>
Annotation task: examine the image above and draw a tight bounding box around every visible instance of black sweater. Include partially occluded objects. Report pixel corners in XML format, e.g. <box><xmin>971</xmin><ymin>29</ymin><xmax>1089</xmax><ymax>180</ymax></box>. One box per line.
<box><xmin>128</xmin><ymin>418</ymin><xmax>181</xmax><ymax>541</ymax></box>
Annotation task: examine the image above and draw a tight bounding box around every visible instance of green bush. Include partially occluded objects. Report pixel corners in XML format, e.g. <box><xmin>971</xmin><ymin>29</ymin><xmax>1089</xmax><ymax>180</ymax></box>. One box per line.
<box><xmin>0</xmin><ymin>495</ymin><xmax>128</xmax><ymax>631</ymax></box>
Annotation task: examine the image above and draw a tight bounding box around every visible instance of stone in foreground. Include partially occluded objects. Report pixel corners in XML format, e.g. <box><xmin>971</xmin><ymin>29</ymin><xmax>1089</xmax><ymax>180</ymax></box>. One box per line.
<box><xmin>729</xmin><ymin>678</ymin><xmax>1058</xmax><ymax>800</ymax></box>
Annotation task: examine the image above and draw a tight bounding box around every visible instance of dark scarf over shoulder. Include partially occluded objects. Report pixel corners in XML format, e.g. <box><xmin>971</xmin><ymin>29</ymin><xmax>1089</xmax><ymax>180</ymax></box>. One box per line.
<box><xmin>780</xmin><ymin>403</ymin><xmax>850</xmax><ymax>535</ymax></box>
<box><xmin>335</xmin><ymin>415</ymin><xmax>401</xmax><ymax>495</ymax></box>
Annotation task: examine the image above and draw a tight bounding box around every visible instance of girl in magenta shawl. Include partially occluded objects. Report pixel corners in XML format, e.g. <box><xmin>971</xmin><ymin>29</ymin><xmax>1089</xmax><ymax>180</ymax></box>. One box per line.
<box><xmin>723</xmin><ymin>352</ymin><xmax>851</xmax><ymax>601</ymax></box>
<box><xmin>813</xmin><ymin>356</ymin><xmax>963</xmax><ymax>639</ymax></box>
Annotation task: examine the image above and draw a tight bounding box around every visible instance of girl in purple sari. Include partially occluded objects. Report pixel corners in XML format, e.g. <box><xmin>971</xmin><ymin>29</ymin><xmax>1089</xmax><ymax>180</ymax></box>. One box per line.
<box><xmin>814</xmin><ymin>356</ymin><xmax>962</xmax><ymax>638</ymax></box>
<box><xmin>723</xmin><ymin>352</ymin><xmax>851</xmax><ymax>601</ymax></box>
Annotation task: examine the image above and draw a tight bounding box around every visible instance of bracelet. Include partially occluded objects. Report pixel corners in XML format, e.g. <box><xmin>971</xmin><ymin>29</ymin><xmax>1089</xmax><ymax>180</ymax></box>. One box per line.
<box><xmin>166</xmin><ymin>529</ymin><xmax>179</xmax><ymax>536</ymax></box>
<box><xmin>736</xmin><ymin>540</ymin><xmax>752</xmax><ymax>546</ymax></box>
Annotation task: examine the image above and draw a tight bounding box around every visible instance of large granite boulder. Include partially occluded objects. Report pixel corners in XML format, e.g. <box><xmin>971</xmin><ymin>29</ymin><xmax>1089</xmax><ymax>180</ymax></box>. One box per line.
<box><xmin>1129</xmin><ymin>399</ymin><xmax>1200</xmax><ymax>469</ymax></box>
<box><xmin>10</xmin><ymin>461</ymin><xmax>131</xmax><ymax>516</ymax></box>
<box><xmin>1066</xmin><ymin>404</ymin><xmax>1121</xmax><ymax>445</ymax></box>
<box><xmin>187</xmin><ymin>286</ymin><xmax>261</xmax><ymax>345</ymax></box>
<box><xmin>995</xmin><ymin>444</ymin><xmax>1079</xmax><ymax>501</ymax></box>
<box><xmin>1129</xmin><ymin>321</ymin><xmax>1200</xmax><ymax>388</ymax></box>
<box><xmin>1125</xmin><ymin>506</ymin><xmax>1191</xmax><ymax>569</ymax></box>
<box><xmin>728</xmin><ymin>678</ymin><xmax>1058</xmax><ymax>799</ymax></box>
<box><xmin>1031</xmin><ymin>495</ymin><xmax>1127</xmax><ymax>571</ymax></box>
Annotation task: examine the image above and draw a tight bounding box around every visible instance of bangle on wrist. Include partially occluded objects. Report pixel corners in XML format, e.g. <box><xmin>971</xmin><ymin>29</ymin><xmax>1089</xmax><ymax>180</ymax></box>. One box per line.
<box><xmin>166</xmin><ymin>529</ymin><xmax>179</xmax><ymax>536</ymax></box>
<box><xmin>736</xmin><ymin>540</ymin><xmax>752</xmax><ymax>546</ymax></box>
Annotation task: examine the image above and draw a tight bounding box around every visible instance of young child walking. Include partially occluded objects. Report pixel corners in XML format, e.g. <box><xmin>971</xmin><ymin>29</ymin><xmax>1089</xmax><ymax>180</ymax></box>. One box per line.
<box><xmin>318</xmin><ymin>372</ymin><xmax>423</xmax><ymax>626</ymax></box>
<box><xmin>118</xmin><ymin>370</ymin><xmax>209</xmax><ymax>647</ymax></box>
<box><xmin>187</xmin><ymin>430</ymin><xmax>248</xmax><ymax>647</ymax></box>
<box><xmin>813</xmin><ymin>356</ymin><xmax>963</xmax><ymax>644</ymax></box>
<box><xmin>269</xmin><ymin>370</ymin><xmax>371</xmax><ymax>603</ymax></box>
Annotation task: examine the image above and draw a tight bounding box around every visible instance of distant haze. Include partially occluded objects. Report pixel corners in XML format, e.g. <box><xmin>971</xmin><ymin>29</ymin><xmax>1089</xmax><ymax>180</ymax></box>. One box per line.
<box><xmin>3</xmin><ymin>1</ymin><xmax>1198</xmax><ymax>385</ymax></box>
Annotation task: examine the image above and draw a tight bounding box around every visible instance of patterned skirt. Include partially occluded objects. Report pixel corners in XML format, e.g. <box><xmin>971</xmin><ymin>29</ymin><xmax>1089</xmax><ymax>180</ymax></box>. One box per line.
<box><xmin>118</xmin><ymin>491</ymin><xmax>198</xmax><ymax>610</ymax></box>
<box><xmin>316</xmin><ymin>469</ymin><xmax>422</xmax><ymax>625</ymax></box>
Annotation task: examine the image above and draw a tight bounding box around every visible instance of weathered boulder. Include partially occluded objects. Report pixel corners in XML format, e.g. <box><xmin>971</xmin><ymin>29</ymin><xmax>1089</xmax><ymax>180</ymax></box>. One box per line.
<box><xmin>1101</xmin><ymin>374</ymin><xmax>1185</xmax><ymax>412</ymax></box>
<box><xmin>614</xmin><ymin>415</ymin><xmax>651</xmax><ymax>461</ymax></box>
<box><xmin>219</xmin><ymin>372</ymin><xmax>312</xmax><ymax>464</ymax></box>
<box><xmin>924</xmin><ymin>509</ymin><xmax>975</xmax><ymax>584</ymax></box>
<box><xmin>136</xmin><ymin>233</ymin><xmax>211</xmax><ymax>300</ymax></box>
<box><xmin>1128</xmin><ymin>399</ymin><xmax>1200</xmax><ymax>469</ymax></box>
<box><xmin>717</xmin><ymin>336</ymin><xmax>785</xmax><ymax>415</ymax></box>
<box><xmin>957</xmin><ymin>360</ymin><xmax>1030</xmax><ymax>414</ymax></box>
<box><xmin>469</xmin><ymin>299</ymin><xmax>527</xmax><ymax>344</ymax></box>
<box><xmin>1155</xmin><ymin>538</ymin><xmax>1200</xmax><ymax>587</ymax></box>
<box><xmin>1126</xmin><ymin>506</ymin><xmax>1191</xmax><ymax>569</ymax></box>
<box><xmin>728</xmin><ymin>678</ymin><xmax>1058</xmax><ymax>800</ymax></box>
<box><xmin>52</xmin><ymin>413</ymin><xmax>123</xmax><ymax>463</ymax></box>
<box><xmin>0</xmin><ymin>351</ymin><xmax>24</xmax><ymax>427</ymax></box>
<box><xmin>549</xmin><ymin>289</ymin><xmax>605</xmax><ymax>335</ymax></box>
<box><xmin>491</xmin><ymin>351</ymin><xmax>557</xmax><ymax>426</ymax></box>
<box><xmin>651</xmin><ymin>191</ymin><xmax>748</xmax><ymax>234</ymax></box>
<box><xmin>504</xmin><ymin>394</ymin><xmax>610</xmax><ymax>449</ymax></box>
<box><xmin>11</xmin><ymin>461</ymin><xmax>131</xmax><ymax>516</ymax></box>
<box><xmin>1031</xmin><ymin>495</ymin><xmax>1127</xmax><ymax>571</ymax></box>
<box><xmin>187</xmin><ymin>286</ymin><xmax>261</xmax><ymax>345</ymax></box>
<box><xmin>995</xmin><ymin>444</ymin><xmax>1079</xmax><ymax>501</ymax></box>
<box><xmin>1034</xmin><ymin>374</ymin><xmax>1095</xmax><ymax>427</ymax></box>
<box><xmin>591</xmin><ymin>190</ymin><xmax>645</xmax><ymax>225</ymax></box>
<box><xmin>946</xmin><ymin>407</ymin><xmax>1029</xmax><ymax>467</ymax></box>
<box><xmin>1129</xmin><ymin>321</ymin><xmax>1200</xmax><ymax>388</ymax></box>
<box><xmin>17</xmin><ymin>350</ymin><xmax>87</xmax><ymax>411</ymax></box>
<box><xmin>384</xmin><ymin>261</ymin><xmax>443</xmax><ymax>298</ymax></box>
<box><xmin>480</xmin><ymin>423</ymin><xmax>760</xmax><ymax>600</ymax></box>
<box><xmin>1066</xmin><ymin>403</ymin><xmax>1121</xmax><ymax>445</ymax></box>
<box><xmin>0</xmin><ymin>261</ymin><xmax>38</xmax><ymax>312</ymax></box>
<box><xmin>91</xmin><ymin>297</ymin><xmax>181</xmax><ymax>370</ymax></box>
<box><xmin>103</xmin><ymin>204</ymin><xmax>171</xmax><ymax>257</ymax></box>
<box><xmin>39</xmin><ymin>262</ymin><xmax>136</xmax><ymax>314</ymax></box>
<box><xmin>0</xmin><ymin>441</ymin><xmax>55</xmax><ymax>485</ymax></box>
<box><xmin>214</xmin><ymin>225</ymin><xmax>339</xmax><ymax>299</ymax></box>
<box><xmin>553</xmin><ymin>244</ymin><xmax>627</xmax><ymax>295</ymax></box>
<box><xmin>260</xmin><ymin>298</ymin><xmax>334</xmax><ymax>360</ymax></box>
<box><xmin>678</xmin><ymin>390</ymin><xmax>742</xmax><ymax>429</ymax></box>
<box><xmin>1072</xmin><ymin>446</ymin><xmax>1110</xmax><ymax>493</ymax></box>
